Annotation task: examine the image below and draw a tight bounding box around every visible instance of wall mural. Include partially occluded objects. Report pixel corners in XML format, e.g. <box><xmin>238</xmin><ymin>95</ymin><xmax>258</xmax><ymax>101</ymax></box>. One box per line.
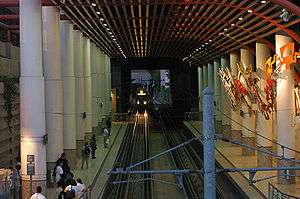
<box><xmin>218</xmin><ymin>42</ymin><xmax>300</xmax><ymax>120</ymax></box>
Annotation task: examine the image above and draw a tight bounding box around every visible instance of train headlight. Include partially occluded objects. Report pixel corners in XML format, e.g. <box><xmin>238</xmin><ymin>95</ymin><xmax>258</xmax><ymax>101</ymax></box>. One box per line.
<box><xmin>137</xmin><ymin>100</ymin><xmax>140</xmax><ymax>105</ymax></box>
<box><xmin>143</xmin><ymin>101</ymin><xmax>147</xmax><ymax>105</ymax></box>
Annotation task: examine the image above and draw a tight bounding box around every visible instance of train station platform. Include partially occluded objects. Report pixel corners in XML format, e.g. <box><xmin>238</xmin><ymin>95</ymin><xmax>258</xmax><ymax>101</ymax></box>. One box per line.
<box><xmin>184</xmin><ymin>120</ymin><xmax>300</xmax><ymax>199</ymax></box>
<box><xmin>46</xmin><ymin>122</ymin><xmax>128</xmax><ymax>198</ymax></box>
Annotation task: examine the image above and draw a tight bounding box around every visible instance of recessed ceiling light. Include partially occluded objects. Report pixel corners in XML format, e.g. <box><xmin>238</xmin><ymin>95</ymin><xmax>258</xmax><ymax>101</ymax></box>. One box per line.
<box><xmin>100</xmin><ymin>18</ymin><xmax>104</xmax><ymax>21</ymax></box>
<box><xmin>202</xmin><ymin>44</ymin><xmax>204</xmax><ymax>47</ymax></box>
<box><xmin>103</xmin><ymin>24</ymin><xmax>108</xmax><ymax>27</ymax></box>
<box><xmin>261</xmin><ymin>0</ymin><xmax>267</xmax><ymax>3</ymax></box>
<box><xmin>231</xmin><ymin>23</ymin><xmax>235</xmax><ymax>26</ymax></box>
<box><xmin>205</xmin><ymin>42</ymin><xmax>208</xmax><ymax>45</ymax></box>
<box><xmin>106</xmin><ymin>28</ymin><xmax>110</xmax><ymax>31</ymax></box>
<box><xmin>113</xmin><ymin>38</ymin><xmax>116</xmax><ymax>41</ymax></box>
<box><xmin>238</xmin><ymin>17</ymin><xmax>243</xmax><ymax>20</ymax></box>
<box><xmin>96</xmin><ymin>11</ymin><xmax>101</xmax><ymax>15</ymax></box>
<box><xmin>92</xmin><ymin>3</ymin><xmax>96</xmax><ymax>6</ymax></box>
<box><xmin>111</xmin><ymin>35</ymin><xmax>115</xmax><ymax>37</ymax></box>
<box><xmin>109</xmin><ymin>32</ymin><xmax>113</xmax><ymax>34</ymax></box>
<box><xmin>209</xmin><ymin>39</ymin><xmax>212</xmax><ymax>42</ymax></box>
<box><xmin>248</xmin><ymin>9</ymin><xmax>253</xmax><ymax>13</ymax></box>
<box><xmin>224</xmin><ymin>28</ymin><xmax>228</xmax><ymax>31</ymax></box>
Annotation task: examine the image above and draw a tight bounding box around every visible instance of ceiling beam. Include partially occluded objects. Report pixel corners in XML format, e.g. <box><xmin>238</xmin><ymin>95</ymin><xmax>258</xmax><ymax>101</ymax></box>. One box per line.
<box><xmin>269</xmin><ymin>0</ymin><xmax>300</xmax><ymax>17</ymax></box>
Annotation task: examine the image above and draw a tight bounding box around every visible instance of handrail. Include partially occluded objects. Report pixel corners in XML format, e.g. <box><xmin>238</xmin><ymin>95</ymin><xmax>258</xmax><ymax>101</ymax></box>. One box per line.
<box><xmin>268</xmin><ymin>183</ymin><xmax>300</xmax><ymax>199</ymax></box>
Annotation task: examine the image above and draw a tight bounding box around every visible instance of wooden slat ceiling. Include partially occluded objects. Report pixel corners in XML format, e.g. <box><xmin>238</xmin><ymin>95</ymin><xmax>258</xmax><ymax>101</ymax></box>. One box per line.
<box><xmin>2</xmin><ymin>0</ymin><xmax>300</xmax><ymax>66</ymax></box>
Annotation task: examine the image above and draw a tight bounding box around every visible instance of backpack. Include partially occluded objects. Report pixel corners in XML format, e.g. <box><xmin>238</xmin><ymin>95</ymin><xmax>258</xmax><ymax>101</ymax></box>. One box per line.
<box><xmin>65</xmin><ymin>186</ymin><xmax>76</xmax><ymax>199</ymax></box>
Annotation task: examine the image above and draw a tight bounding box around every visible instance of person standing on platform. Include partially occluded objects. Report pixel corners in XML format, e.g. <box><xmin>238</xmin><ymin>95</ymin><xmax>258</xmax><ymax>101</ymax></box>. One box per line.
<box><xmin>9</xmin><ymin>166</ymin><xmax>20</xmax><ymax>199</ymax></box>
<box><xmin>81</xmin><ymin>142</ymin><xmax>91</xmax><ymax>169</ymax></box>
<box><xmin>106</xmin><ymin>118</ymin><xmax>111</xmax><ymax>133</ymax></box>
<box><xmin>90</xmin><ymin>134</ymin><xmax>97</xmax><ymax>159</ymax></box>
<box><xmin>103</xmin><ymin>127</ymin><xmax>110</xmax><ymax>148</ymax></box>
<box><xmin>76</xmin><ymin>178</ymin><xmax>87</xmax><ymax>199</ymax></box>
<box><xmin>30</xmin><ymin>186</ymin><xmax>46</xmax><ymax>199</ymax></box>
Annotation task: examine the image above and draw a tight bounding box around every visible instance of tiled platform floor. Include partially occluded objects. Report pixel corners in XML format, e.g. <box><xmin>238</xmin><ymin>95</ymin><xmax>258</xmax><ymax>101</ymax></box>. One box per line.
<box><xmin>184</xmin><ymin>121</ymin><xmax>300</xmax><ymax>199</ymax></box>
<box><xmin>46</xmin><ymin>122</ymin><xmax>128</xmax><ymax>198</ymax></box>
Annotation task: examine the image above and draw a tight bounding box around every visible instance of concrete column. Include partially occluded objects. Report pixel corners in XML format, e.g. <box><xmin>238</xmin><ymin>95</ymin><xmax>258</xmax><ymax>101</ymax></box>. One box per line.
<box><xmin>256</xmin><ymin>42</ymin><xmax>273</xmax><ymax>167</ymax></box>
<box><xmin>229</xmin><ymin>52</ymin><xmax>242</xmax><ymax>141</ymax></box>
<box><xmin>90</xmin><ymin>43</ymin><xmax>98</xmax><ymax>133</ymax></box>
<box><xmin>98</xmin><ymin>51</ymin><xmax>106</xmax><ymax>121</ymax></box>
<box><xmin>214</xmin><ymin>60</ymin><xmax>222</xmax><ymax>132</ymax></box>
<box><xmin>95</xmin><ymin>48</ymin><xmax>102</xmax><ymax>125</ymax></box>
<box><xmin>105</xmin><ymin>55</ymin><xmax>112</xmax><ymax>115</ymax></box>
<box><xmin>60</xmin><ymin>21</ymin><xmax>76</xmax><ymax>168</ymax></box>
<box><xmin>20</xmin><ymin>0</ymin><xmax>47</xmax><ymax>197</ymax></box>
<box><xmin>203</xmin><ymin>64</ymin><xmax>208</xmax><ymax>88</ymax></box>
<box><xmin>74</xmin><ymin>30</ymin><xmax>85</xmax><ymax>150</ymax></box>
<box><xmin>220</xmin><ymin>57</ymin><xmax>231</xmax><ymax>134</ymax></box>
<box><xmin>198</xmin><ymin>67</ymin><xmax>203</xmax><ymax>115</ymax></box>
<box><xmin>83</xmin><ymin>38</ymin><xmax>92</xmax><ymax>139</ymax></box>
<box><xmin>240</xmin><ymin>48</ymin><xmax>256</xmax><ymax>156</ymax></box>
<box><xmin>42</xmin><ymin>6</ymin><xmax>64</xmax><ymax>182</ymax></box>
<box><xmin>276</xmin><ymin>34</ymin><xmax>295</xmax><ymax>184</ymax></box>
<box><xmin>208</xmin><ymin>63</ymin><xmax>214</xmax><ymax>90</ymax></box>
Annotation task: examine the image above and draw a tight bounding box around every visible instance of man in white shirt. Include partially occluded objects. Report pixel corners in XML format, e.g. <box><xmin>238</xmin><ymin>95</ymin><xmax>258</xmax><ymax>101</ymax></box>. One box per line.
<box><xmin>30</xmin><ymin>186</ymin><xmax>46</xmax><ymax>199</ymax></box>
<box><xmin>103</xmin><ymin>127</ymin><xmax>110</xmax><ymax>148</ymax></box>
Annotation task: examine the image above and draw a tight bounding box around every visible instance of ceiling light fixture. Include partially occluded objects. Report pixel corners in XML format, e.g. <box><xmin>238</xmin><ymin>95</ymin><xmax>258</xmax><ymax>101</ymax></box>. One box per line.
<box><xmin>100</xmin><ymin>18</ymin><xmax>104</xmax><ymax>21</ymax></box>
<box><xmin>106</xmin><ymin>28</ymin><xmax>110</xmax><ymax>31</ymax></box>
<box><xmin>109</xmin><ymin>32</ymin><xmax>113</xmax><ymax>34</ymax></box>
<box><xmin>238</xmin><ymin>17</ymin><xmax>243</xmax><ymax>21</ymax></box>
<box><xmin>92</xmin><ymin>3</ymin><xmax>96</xmax><ymax>6</ymax></box>
<box><xmin>96</xmin><ymin>11</ymin><xmax>101</xmax><ymax>15</ymax></box>
<box><xmin>103</xmin><ymin>24</ymin><xmax>108</xmax><ymax>27</ymax></box>
<box><xmin>231</xmin><ymin>23</ymin><xmax>235</xmax><ymax>26</ymax></box>
<box><xmin>248</xmin><ymin>9</ymin><xmax>253</xmax><ymax>13</ymax></box>
<box><xmin>224</xmin><ymin>28</ymin><xmax>228</xmax><ymax>31</ymax></box>
<box><xmin>260</xmin><ymin>0</ymin><xmax>266</xmax><ymax>3</ymax></box>
<box><xmin>209</xmin><ymin>39</ymin><xmax>212</xmax><ymax>42</ymax></box>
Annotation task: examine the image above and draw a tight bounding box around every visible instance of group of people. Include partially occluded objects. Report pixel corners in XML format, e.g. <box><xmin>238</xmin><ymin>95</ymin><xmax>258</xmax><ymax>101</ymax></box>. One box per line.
<box><xmin>30</xmin><ymin>118</ymin><xmax>112</xmax><ymax>198</ymax></box>
<box><xmin>53</xmin><ymin>153</ymin><xmax>87</xmax><ymax>199</ymax></box>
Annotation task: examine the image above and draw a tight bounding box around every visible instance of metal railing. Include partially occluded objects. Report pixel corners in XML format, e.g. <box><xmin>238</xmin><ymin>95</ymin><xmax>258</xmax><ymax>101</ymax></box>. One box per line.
<box><xmin>268</xmin><ymin>183</ymin><xmax>300</xmax><ymax>199</ymax></box>
<box><xmin>184</xmin><ymin>112</ymin><xmax>200</xmax><ymax>121</ymax></box>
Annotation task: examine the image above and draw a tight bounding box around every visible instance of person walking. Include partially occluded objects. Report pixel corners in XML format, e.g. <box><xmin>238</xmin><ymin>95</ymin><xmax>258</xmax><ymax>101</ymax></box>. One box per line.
<box><xmin>103</xmin><ymin>127</ymin><xmax>110</xmax><ymax>148</ymax></box>
<box><xmin>9</xmin><ymin>166</ymin><xmax>21</xmax><ymax>199</ymax></box>
<box><xmin>30</xmin><ymin>186</ymin><xmax>46</xmax><ymax>199</ymax></box>
<box><xmin>90</xmin><ymin>135</ymin><xmax>97</xmax><ymax>159</ymax></box>
<box><xmin>81</xmin><ymin>142</ymin><xmax>90</xmax><ymax>169</ymax></box>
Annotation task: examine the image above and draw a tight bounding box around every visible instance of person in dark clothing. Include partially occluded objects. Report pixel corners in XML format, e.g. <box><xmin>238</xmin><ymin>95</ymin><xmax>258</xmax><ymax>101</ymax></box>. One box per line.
<box><xmin>106</xmin><ymin>118</ymin><xmax>111</xmax><ymax>132</ymax></box>
<box><xmin>58</xmin><ymin>153</ymin><xmax>70</xmax><ymax>174</ymax></box>
<box><xmin>81</xmin><ymin>142</ymin><xmax>90</xmax><ymax>169</ymax></box>
<box><xmin>90</xmin><ymin>135</ymin><xmax>97</xmax><ymax>159</ymax></box>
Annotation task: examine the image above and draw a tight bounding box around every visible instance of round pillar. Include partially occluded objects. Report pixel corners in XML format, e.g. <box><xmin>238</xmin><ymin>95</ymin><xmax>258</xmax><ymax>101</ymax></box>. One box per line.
<box><xmin>240</xmin><ymin>48</ymin><xmax>256</xmax><ymax>156</ymax></box>
<box><xmin>98</xmin><ymin>51</ymin><xmax>106</xmax><ymax>121</ymax></box>
<box><xmin>74</xmin><ymin>30</ymin><xmax>85</xmax><ymax>150</ymax></box>
<box><xmin>229</xmin><ymin>52</ymin><xmax>242</xmax><ymax>141</ymax></box>
<box><xmin>20</xmin><ymin>0</ymin><xmax>47</xmax><ymax>197</ymax></box>
<box><xmin>208</xmin><ymin>63</ymin><xmax>214</xmax><ymax>90</ymax></box>
<box><xmin>276</xmin><ymin>34</ymin><xmax>295</xmax><ymax>184</ymax></box>
<box><xmin>105</xmin><ymin>55</ymin><xmax>112</xmax><ymax>115</ymax></box>
<box><xmin>220</xmin><ymin>57</ymin><xmax>231</xmax><ymax>135</ymax></box>
<box><xmin>198</xmin><ymin>67</ymin><xmax>203</xmax><ymax>115</ymax></box>
<box><xmin>42</xmin><ymin>6</ymin><xmax>64</xmax><ymax>183</ymax></box>
<box><xmin>90</xmin><ymin>43</ymin><xmax>98</xmax><ymax>133</ymax></box>
<box><xmin>256</xmin><ymin>42</ymin><xmax>273</xmax><ymax>166</ymax></box>
<box><xmin>203</xmin><ymin>64</ymin><xmax>208</xmax><ymax>88</ymax></box>
<box><xmin>214</xmin><ymin>60</ymin><xmax>222</xmax><ymax>132</ymax></box>
<box><xmin>83</xmin><ymin>38</ymin><xmax>92</xmax><ymax>139</ymax></box>
<box><xmin>60</xmin><ymin>21</ymin><xmax>76</xmax><ymax>169</ymax></box>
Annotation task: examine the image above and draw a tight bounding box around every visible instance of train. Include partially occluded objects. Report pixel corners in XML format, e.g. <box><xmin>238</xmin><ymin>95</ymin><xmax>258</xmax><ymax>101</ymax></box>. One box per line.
<box><xmin>132</xmin><ymin>86</ymin><xmax>151</xmax><ymax>112</ymax></box>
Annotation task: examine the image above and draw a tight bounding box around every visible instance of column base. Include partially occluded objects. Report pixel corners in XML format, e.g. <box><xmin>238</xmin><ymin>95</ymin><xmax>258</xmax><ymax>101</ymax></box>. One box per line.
<box><xmin>241</xmin><ymin>137</ymin><xmax>255</xmax><ymax>156</ymax></box>
<box><xmin>231</xmin><ymin>130</ymin><xmax>242</xmax><ymax>142</ymax></box>
<box><xmin>257</xmin><ymin>146</ymin><xmax>273</xmax><ymax>167</ymax></box>
<box><xmin>76</xmin><ymin>140</ymin><xmax>85</xmax><ymax>157</ymax></box>
<box><xmin>64</xmin><ymin>149</ymin><xmax>77</xmax><ymax>169</ymax></box>
<box><xmin>277</xmin><ymin>159</ymin><xmax>295</xmax><ymax>185</ymax></box>
<box><xmin>22</xmin><ymin>179</ymin><xmax>46</xmax><ymax>199</ymax></box>
<box><xmin>222</xmin><ymin>125</ymin><xmax>231</xmax><ymax>138</ymax></box>
<box><xmin>215</xmin><ymin>120</ymin><xmax>222</xmax><ymax>134</ymax></box>
<box><xmin>46</xmin><ymin>162</ymin><xmax>56</xmax><ymax>187</ymax></box>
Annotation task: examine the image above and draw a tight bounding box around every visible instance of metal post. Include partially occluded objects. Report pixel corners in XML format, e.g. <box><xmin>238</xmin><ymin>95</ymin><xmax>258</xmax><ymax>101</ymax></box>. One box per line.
<box><xmin>203</xmin><ymin>87</ymin><xmax>216</xmax><ymax>199</ymax></box>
